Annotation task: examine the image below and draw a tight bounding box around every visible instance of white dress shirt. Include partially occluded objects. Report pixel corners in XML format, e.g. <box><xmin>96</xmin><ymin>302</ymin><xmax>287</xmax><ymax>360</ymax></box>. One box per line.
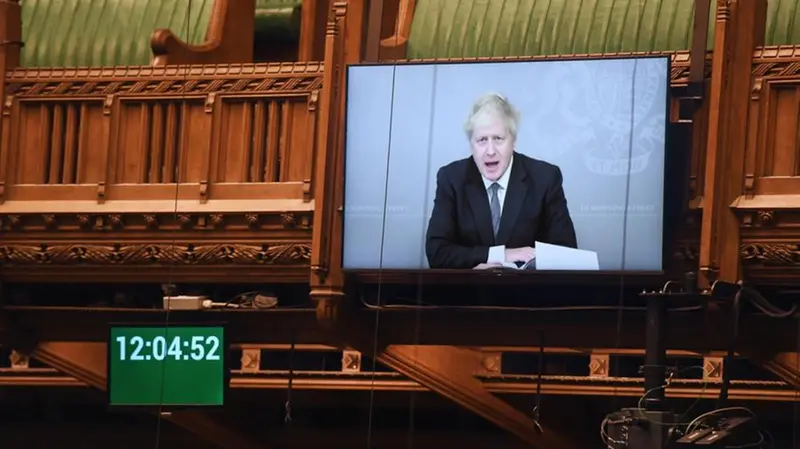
<box><xmin>483</xmin><ymin>157</ymin><xmax>513</xmax><ymax>264</ymax></box>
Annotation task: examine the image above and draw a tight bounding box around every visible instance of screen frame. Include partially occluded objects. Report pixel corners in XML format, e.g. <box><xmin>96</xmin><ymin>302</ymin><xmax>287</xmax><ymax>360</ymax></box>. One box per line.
<box><xmin>106</xmin><ymin>321</ymin><xmax>230</xmax><ymax>412</ymax></box>
<box><xmin>340</xmin><ymin>55</ymin><xmax>678</xmax><ymax>282</ymax></box>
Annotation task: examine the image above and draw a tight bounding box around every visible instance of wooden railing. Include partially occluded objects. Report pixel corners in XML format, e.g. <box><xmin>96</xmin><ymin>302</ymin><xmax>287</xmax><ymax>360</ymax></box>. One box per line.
<box><xmin>0</xmin><ymin>0</ymin><xmax>357</xmax><ymax>284</ymax></box>
<box><xmin>0</xmin><ymin>64</ymin><xmax>322</xmax><ymax>205</ymax></box>
<box><xmin>0</xmin><ymin>63</ymin><xmax>327</xmax><ymax>283</ymax></box>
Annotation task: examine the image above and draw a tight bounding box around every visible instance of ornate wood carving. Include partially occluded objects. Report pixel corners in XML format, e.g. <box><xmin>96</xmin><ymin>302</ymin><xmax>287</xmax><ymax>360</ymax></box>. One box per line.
<box><xmin>0</xmin><ymin>242</ymin><xmax>309</xmax><ymax>265</ymax></box>
<box><xmin>0</xmin><ymin>211</ymin><xmax>312</xmax><ymax>232</ymax></box>
<box><xmin>673</xmin><ymin>242</ymin><xmax>700</xmax><ymax>263</ymax></box>
<box><xmin>741</xmin><ymin>243</ymin><xmax>800</xmax><ymax>266</ymax></box>
<box><xmin>752</xmin><ymin>47</ymin><xmax>800</xmax><ymax>77</ymax></box>
<box><xmin>5</xmin><ymin>63</ymin><xmax>323</xmax><ymax>94</ymax></box>
<box><xmin>588</xmin><ymin>353</ymin><xmax>610</xmax><ymax>378</ymax></box>
<box><xmin>0</xmin><ymin>210</ymin><xmax>312</xmax><ymax>281</ymax></box>
<box><xmin>703</xmin><ymin>356</ymin><xmax>724</xmax><ymax>381</ymax></box>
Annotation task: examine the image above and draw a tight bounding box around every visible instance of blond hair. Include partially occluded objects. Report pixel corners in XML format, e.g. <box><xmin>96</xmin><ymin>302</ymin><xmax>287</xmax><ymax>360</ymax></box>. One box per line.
<box><xmin>463</xmin><ymin>92</ymin><xmax>520</xmax><ymax>140</ymax></box>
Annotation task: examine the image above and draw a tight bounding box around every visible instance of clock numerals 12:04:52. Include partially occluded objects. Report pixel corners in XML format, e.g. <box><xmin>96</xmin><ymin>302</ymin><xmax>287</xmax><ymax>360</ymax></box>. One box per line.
<box><xmin>115</xmin><ymin>335</ymin><xmax>221</xmax><ymax>362</ymax></box>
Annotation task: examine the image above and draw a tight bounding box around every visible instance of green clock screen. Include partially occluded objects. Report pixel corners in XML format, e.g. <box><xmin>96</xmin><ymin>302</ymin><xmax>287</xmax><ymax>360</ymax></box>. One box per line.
<box><xmin>108</xmin><ymin>326</ymin><xmax>226</xmax><ymax>407</ymax></box>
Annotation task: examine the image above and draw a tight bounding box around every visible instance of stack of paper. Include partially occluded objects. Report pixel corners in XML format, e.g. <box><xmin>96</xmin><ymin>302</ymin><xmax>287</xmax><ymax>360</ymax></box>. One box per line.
<box><xmin>535</xmin><ymin>242</ymin><xmax>600</xmax><ymax>271</ymax></box>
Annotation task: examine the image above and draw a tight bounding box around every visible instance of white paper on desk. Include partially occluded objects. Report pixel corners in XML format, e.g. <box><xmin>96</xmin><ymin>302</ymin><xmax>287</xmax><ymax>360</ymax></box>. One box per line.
<box><xmin>535</xmin><ymin>242</ymin><xmax>600</xmax><ymax>271</ymax></box>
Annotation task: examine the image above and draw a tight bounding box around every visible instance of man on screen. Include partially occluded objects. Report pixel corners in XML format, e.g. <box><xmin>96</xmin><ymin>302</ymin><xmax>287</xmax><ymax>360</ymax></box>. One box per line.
<box><xmin>425</xmin><ymin>92</ymin><xmax>577</xmax><ymax>270</ymax></box>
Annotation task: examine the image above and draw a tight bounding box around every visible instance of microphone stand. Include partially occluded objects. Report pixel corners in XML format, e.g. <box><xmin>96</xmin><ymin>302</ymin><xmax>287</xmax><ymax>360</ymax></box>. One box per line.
<box><xmin>605</xmin><ymin>288</ymin><xmax>680</xmax><ymax>449</ymax></box>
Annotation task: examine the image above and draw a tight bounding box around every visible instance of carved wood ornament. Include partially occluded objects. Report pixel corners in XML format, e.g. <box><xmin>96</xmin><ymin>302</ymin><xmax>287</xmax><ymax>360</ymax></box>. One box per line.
<box><xmin>741</xmin><ymin>243</ymin><xmax>800</xmax><ymax>266</ymax></box>
<box><xmin>0</xmin><ymin>242</ymin><xmax>310</xmax><ymax>265</ymax></box>
<box><xmin>5</xmin><ymin>63</ymin><xmax>324</xmax><ymax>97</ymax></box>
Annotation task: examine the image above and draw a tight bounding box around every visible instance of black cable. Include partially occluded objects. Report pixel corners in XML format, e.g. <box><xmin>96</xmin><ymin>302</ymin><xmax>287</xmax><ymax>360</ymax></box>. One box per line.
<box><xmin>404</xmin><ymin>53</ymin><xmax>440</xmax><ymax>449</ymax></box>
<box><xmin>794</xmin><ymin>318</ymin><xmax>800</xmax><ymax>449</ymax></box>
<box><xmin>740</xmin><ymin>286</ymin><xmax>796</xmax><ymax>318</ymax></box>
<box><xmin>360</xmin><ymin>297</ymin><xmax>704</xmax><ymax>313</ymax></box>
<box><xmin>610</xmin><ymin>56</ymin><xmax>639</xmax><ymax>415</ymax></box>
<box><xmin>285</xmin><ymin>339</ymin><xmax>295</xmax><ymax>424</ymax></box>
<box><xmin>532</xmin><ymin>331</ymin><xmax>544</xmax><ymax>434</ymax></box>
<box><xmin>717</xmin><ymin>288</ymin><xmax>741</xmax><ymax>408</ymax></box>
<box><xmin>153</xmin><ymin>3</ymin><xmax>192</xmax><ymax>448</ymax></box>
<box><xmin>406</xmin><ymin>294</ymin><xmax>421</xmax><ymax>449</ymax></box>
<box><xmin>0</xmin><ymin>234</ymin><xmax>5</xmax><ymax>351</ymax></box>
<box><xmin>366</xmin><ymin>26</ymin><xmax>401</xmax><ymax>449</ymax></box>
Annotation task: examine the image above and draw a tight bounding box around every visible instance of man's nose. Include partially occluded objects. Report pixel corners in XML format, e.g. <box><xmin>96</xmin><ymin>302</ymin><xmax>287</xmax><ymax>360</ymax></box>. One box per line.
<box><xmin>486</xmin><ymin>144</ymin><xmax>497</xmax><ymax>155</ymax></box>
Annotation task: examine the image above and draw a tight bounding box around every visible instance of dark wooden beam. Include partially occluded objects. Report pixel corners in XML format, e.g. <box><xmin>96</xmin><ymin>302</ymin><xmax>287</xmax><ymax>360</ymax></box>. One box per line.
<box><xmin>3</xmin><ymin>368</ymin><xmax>797</xmax><ymax>402</ymax></box>
<box><xmin>2</xmin><ymin>306</ymin><xmax>794</xmax><ymax>352</ymax></box>
<box><xmin>751</xmin><ymin>352</ymin><xmax>800</xmax><ymax>389</ymax></box>
<box><xmin>363</xmin><ymin>345</ymin><xmax>582</xmax><ymax>449</ymax></box>
<box><xmin>688</xmin><ymin>0</ymin><xmax>711</xmax><ymax>96</ymax></box>
<box><xmin>31</xmin><ymin>342</ymin><xmax>265</xmax><ymax>449</ymax></box>
<box><xmin>1</xmin><ymin>306</ymin><xmax>328</xmax><ymax>344</ymax></box>
<box><xmin>363</xmin><ymin>0</ymin><xmax>385</xmax><ymax>61</ymax></box>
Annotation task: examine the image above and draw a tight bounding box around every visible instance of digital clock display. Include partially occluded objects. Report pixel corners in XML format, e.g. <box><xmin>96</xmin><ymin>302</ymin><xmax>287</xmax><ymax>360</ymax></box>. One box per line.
<box><xmin>108</xmin><ymin>325</ymin><xmax>226</xmax><ymax>407</ymax></box>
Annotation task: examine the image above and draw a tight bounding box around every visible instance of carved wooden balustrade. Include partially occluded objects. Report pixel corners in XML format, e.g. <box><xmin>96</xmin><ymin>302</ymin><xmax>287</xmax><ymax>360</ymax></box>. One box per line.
<box><xmin>735</xmin><ymin>46</ymin><xmax>800</xmax><ymax>283</ymax></box>
<box><xmin>0</xmin><ymin>63</ymin><xmax>324</xmax><ymax>283</ymax></box>
<box><xmin>642</xmin><ymin>44</ymin><xmax>800</xmax><ymax>285</ymax></box>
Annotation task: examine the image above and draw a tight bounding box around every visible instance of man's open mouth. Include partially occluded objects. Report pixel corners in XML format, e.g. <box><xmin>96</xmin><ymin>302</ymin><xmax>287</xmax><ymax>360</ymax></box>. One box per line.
<box><xmin>485</xmin><ymin>161</ymin><xmax>499</xmax><ymax>168</ymax></box>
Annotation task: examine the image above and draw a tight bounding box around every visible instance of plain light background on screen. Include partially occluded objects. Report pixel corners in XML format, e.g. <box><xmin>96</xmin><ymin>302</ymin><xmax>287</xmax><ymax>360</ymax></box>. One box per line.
<box><xmin>343</xmin><ymin>58</ymin><xmax>668</xmax><ymax>271</ymax></box>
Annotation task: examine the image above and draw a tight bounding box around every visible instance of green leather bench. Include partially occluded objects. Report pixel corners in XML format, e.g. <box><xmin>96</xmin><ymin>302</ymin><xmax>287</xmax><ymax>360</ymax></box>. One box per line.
<box><xmin>256</xmin><ymin>0</ymin><xmax>302</xmax><ymax>43</ymax></box>
<box><xmin>395</xmin><ymin>0</ymin><xmax>800</xmax><ymax>59</ymax></box>
<box><xmin>765</xmin><ymin>0</ymin><xmax>800</xmax><ymax>45</ymax></box>
<box><xmin>20</xmin><ymin>0</ymin><xmax>214</xmax><ymax>67</ymax></box>
<box><xmin>19</xmin><ymin>0</ymin><xmax>302</xmax><ymax>67</ymax></box>
<box><xmin>402</xmin><ymin>0</ymin><xmax>710</xmax><ymax>58</ymax></box>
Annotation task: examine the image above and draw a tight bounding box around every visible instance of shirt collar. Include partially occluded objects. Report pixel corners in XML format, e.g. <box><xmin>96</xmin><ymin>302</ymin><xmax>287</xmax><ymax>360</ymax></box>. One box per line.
<box><xmin>482</xmin><ymin>156</ymin><xmax>513</xmax><ymax>191</ymax></box>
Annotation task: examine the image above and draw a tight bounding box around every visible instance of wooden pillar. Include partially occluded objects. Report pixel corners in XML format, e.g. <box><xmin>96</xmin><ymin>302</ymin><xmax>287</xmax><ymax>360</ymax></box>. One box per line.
<box><xmin>364</xmin><ymin>0</ymin><xmax>385</xmax><ymax>61</ymax></box>
<box><xmin>699</xmin><ymin>0</ymin><xmax>767</xmax><ymax>285</ymax></box>
<box><xmin>343</xmin><ymin>0</ymin><xmax>367</xmax><ymax>62</ymax></box>
<box><xmin>298</xmin><ymin>0</ymin><xmax>331</xmax><ymax>61</ymax></box>
<box><xmin>0</xmin><ymin>0</ymin><xmax>21</xmax><ymax>70</ymax></box>
<box><xmin>311</xmin><ymin>2</ymin><xmax>348</xmax><ymax>323</ymax></box>
<box><xmin>0</xmin><ymin>0</ymin><xmax>20</xmax><ymax>204</ymax></box>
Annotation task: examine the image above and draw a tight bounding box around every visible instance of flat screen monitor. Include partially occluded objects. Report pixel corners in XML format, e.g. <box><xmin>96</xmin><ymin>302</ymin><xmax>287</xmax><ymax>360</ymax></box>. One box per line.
<box><xmin>343</xmin><ymin>57</ymin><xmax>670</xmax><ymax>273</ymax></box>
<box><xmin>107</xmin><ymin>324</ymin><xmax>227</xmax><ymax>407</ymax></box>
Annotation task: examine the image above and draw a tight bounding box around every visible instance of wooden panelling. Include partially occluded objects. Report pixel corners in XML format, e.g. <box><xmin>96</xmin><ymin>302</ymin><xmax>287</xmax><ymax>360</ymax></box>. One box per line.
<box><xmin>0</xmin><ymin>63</ymin><xmax>323</xmax><ymax>282</ymax></box>
<box><xmin>213</xmin><ymin>97</ymin><xmax>315</xmax><ymax>184</ymax></box>
<box><xmin>746</xmin><ymin>78</ymin><xmax>800</xmax><ymax>194</ymax></box>
<box><xmin>742</xmin><ymin>47</ymin><xmax>800</xmax><ymax>194</ymax></box>
<box><xmin>1</xmin><ymin>64</ymin><xmax>321</xmax><ymax>205</ymax></box>
<box><xmin>733</xmin><ymin>46</ymin><xmax>800</xmax><ymax>283</ymax></box>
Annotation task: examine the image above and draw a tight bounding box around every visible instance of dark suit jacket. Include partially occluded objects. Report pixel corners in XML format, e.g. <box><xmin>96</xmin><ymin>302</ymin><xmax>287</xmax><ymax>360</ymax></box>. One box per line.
<box><xmin>425</xmin><ymin>153</ymin><xmax>577</xmax><ymax>269</ymax></box>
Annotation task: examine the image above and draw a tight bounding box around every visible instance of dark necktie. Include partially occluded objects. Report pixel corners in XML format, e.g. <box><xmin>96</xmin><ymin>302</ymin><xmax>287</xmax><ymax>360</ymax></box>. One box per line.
<box><xmin>489</xmin><ymin>182</ymin><xmax>501</xmax><ymax>237</ymax></box>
